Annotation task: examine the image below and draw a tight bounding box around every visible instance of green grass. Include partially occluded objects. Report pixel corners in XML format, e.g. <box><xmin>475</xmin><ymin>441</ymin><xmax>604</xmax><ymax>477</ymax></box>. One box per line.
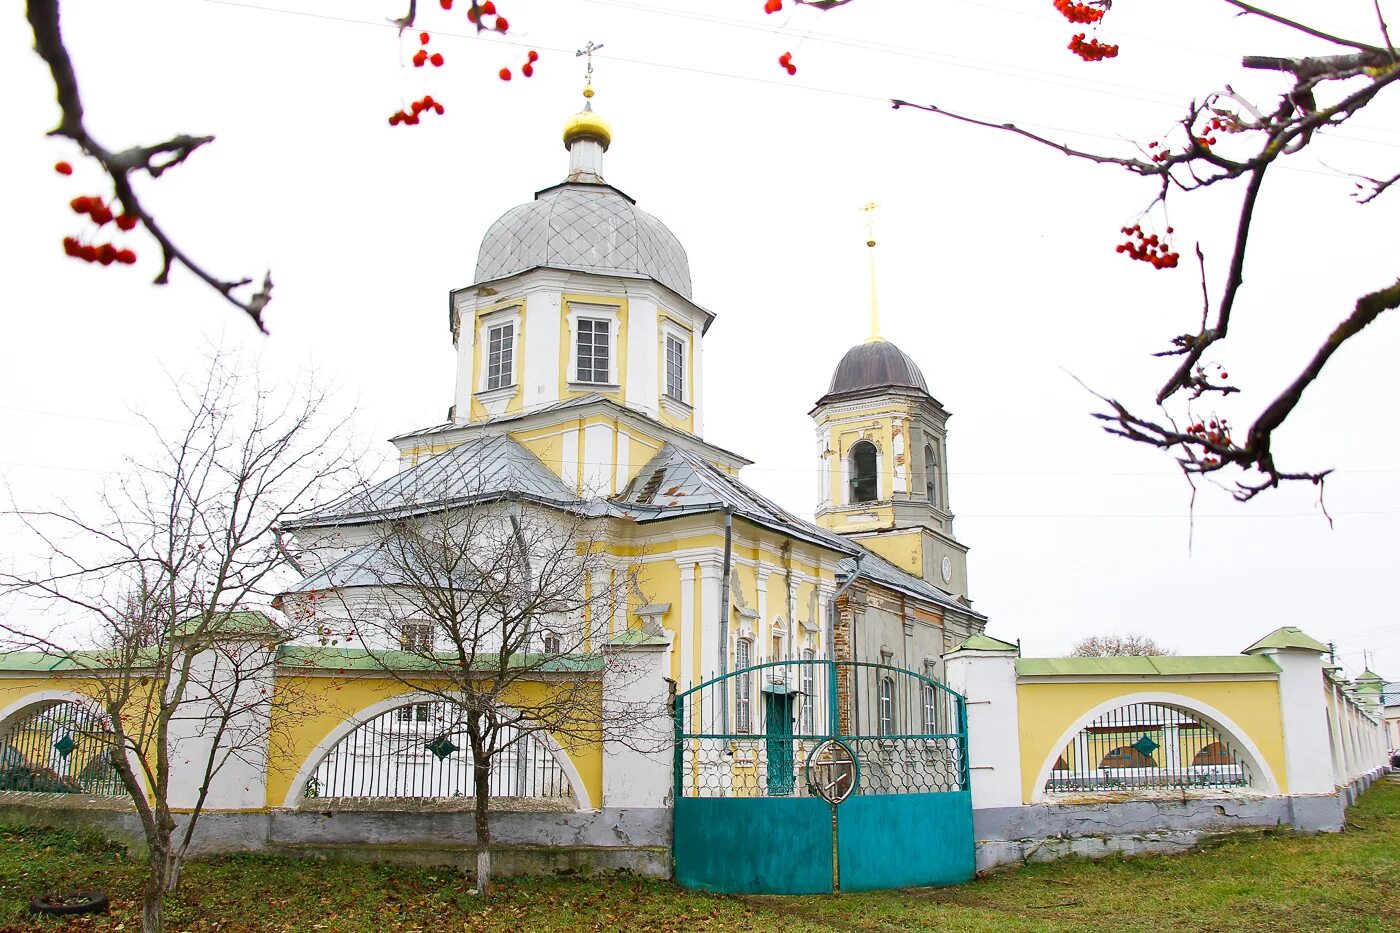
<box><xmin>2</xmin><ymin>782</ymin><xmax>1397</xmax><ymax>932</ymax></box>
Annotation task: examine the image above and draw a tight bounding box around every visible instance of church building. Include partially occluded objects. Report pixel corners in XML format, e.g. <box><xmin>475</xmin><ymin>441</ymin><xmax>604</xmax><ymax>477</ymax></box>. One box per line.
<box><xmin>280</xmin><ymin>84</ymin><xmax>986</xmax><ymax>695</ymax></box>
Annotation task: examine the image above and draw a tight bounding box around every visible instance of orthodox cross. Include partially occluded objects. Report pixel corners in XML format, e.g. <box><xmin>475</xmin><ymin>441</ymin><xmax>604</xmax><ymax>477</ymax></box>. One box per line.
<box><xmin>577</xmin><ymin>40</ymin><xmax>605</xmax><ymax>94</ymax></box>
<box><xmin>862</xmin><ymin>201</ymin><xmax>881</xmax><ymax>342</ymax></box>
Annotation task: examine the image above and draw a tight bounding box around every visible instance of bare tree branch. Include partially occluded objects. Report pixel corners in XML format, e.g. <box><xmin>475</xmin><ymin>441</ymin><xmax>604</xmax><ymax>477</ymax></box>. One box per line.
<box><xmin>26</xmin><ymin>0</ymin><xmax>272</xmax><ymax>331</ymax></box>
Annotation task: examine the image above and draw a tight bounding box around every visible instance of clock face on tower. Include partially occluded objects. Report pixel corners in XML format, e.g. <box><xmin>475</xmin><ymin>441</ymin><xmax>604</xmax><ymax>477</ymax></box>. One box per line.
<box><xmin>941</xmin><ymin>556</ymin><xmax>953</xmax><ymax>584</ymax></box>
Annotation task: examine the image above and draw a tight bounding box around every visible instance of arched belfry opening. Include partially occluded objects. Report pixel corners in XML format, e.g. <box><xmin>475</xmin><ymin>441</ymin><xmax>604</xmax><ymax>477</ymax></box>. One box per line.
<box><xmin>849</xmin><ymin>441</ymin><xmax>878</xmax><ymax>503</ymax></box>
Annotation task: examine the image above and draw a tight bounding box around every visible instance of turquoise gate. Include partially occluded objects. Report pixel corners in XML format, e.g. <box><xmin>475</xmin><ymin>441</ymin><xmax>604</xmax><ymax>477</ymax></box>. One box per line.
<box><xmin>673</xmin><ymin>660</ymin><xmax>974</xmax><ymax>894</ymax></box>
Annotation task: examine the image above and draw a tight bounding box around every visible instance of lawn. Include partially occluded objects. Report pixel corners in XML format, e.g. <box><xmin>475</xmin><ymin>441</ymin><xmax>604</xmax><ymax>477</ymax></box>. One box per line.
<box><xmin>2</xmin><ymin>781</ymin><xmax>1396</xmax><ymax>933</ymax></box>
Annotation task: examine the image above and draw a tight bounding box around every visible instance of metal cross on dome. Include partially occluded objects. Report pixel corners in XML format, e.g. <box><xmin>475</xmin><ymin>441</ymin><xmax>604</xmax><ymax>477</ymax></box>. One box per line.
<box><xmin>577</xmin><ymin>40</ymin><xmax>605</xmax><ymax>92</ymax></box>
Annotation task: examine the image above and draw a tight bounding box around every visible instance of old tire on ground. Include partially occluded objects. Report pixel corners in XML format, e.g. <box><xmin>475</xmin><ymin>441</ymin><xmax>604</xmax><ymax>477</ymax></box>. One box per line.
<box><xmin>28</xmin><ymin>892</ymin><xmax>110</xmax><ymax>916</ymax></box>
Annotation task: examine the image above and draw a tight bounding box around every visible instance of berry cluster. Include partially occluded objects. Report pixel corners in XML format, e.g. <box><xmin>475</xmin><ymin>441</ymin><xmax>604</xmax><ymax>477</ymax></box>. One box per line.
<box><xmin>521</xmin><ymin>49</ymin><xmax>539</xmax><ymax>78</ymax></box>
<box><xmin>63</xmin><ymin>189</ymin><xmax>139</xmax><ymax>266</ymax></box>
<box><xmin>778</xmin><ymin>50</ymin><xmax>797</xmax><ymax>75</ymax></box>
<box><xmin>1146</xmin><ymin>140</ymin><xmax>1170</xmax><ymax>163</ymax></box>
<box><xmin>466</xmin><ymin>1</ymin><xmax>508</xmax><ymax>32</ymax></box>
<box><xmin>413</xmin><ymin>32</ymin><xmax>445</xmax><ymax>68</ymax></box>
<box><xmin>1186</xmin><ymin>418</ymin><xmax>1231</xmax><ymax>445</ymax></box>
<box><xmin>1068</xmin><ymin>33</ymin><xmax>1118</xmax><ymax>61</ymax></box>
<box><xmin>763</xmin><ymin>0</ymin><xmax>783</xmax><ymax>12</ymax></box>
<box><xmin>1115</xmin><ymin>224</ymin><xmax>1180</xmax><ymax>269</ymax></box>
<box><xmin>1053</xmin><ymin>0</ymin><xmax>1106</xmax><ymax>24</ymax></box>
<box><xmin>388</xmin><ymin>95</ymin><xmax>444</xmax><ymax>125</ymax></box>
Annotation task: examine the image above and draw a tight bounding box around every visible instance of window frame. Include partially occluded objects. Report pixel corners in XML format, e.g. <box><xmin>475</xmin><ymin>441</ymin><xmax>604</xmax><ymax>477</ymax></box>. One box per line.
<box><xmin>878</xmin><ymin>675</ymin><xmax>895</xmax><ymax>737</ymax></box>
<box><xmin>924</xmin><ymin>442</ymin><xmax>940</xmax><ymax>507</ymax></box>
<box><xmin>566</xmin><ymin>303</ymin><xmax>621</xmax><ymax>387</ymax></box>
<box><xmin>800</xmin><ymin>648</ymin><xmax>815</xmax><ymax>734</ymax></box>
<box><xmin>475</xmin><ymin>305</ymin><xmax>522</xmax><ymax>395</ymax></box>
<box><xmin>574</xmin><ymin>317</ymin><xmax>612</xmax><ymax>385</ymax></box>
<box><xmin>659</xmin><ymin>318</ymin><xmax>693</xmax><ymax>411</ymax></box>
<box><xmin>734</xmin><ymin>637</ymin><xmax>753</xmax><ymax>735</ymax></box>
<box><xmin>399</xmin><ymin>621</ymin><xmax>434</xmax><ymax>653</ymax></box>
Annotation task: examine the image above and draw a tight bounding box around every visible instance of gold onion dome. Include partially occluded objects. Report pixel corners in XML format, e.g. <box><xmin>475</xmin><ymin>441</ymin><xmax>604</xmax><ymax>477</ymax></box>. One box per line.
<box><xmin>563</xmin><ymin>99</ymin><xmax>611</xmax><ymax>151</ymax></box>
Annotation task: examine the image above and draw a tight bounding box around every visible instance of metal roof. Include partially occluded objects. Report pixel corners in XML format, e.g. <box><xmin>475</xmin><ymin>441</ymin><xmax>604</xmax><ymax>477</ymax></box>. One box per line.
<box><xmin>1016</xmin><ymin>655</ymin><xmax>1282</xmax><ymax>677</ymax></box>
<box><xmin>616</xmin><ymin>444</ymin><xmax>981</xmax><ymax>618</ymax></box>
<box><xmin>474</xmin><ymin>182</ymin><xmax>693</xmax><ymax>299</ymax></box>
<box><xmin>819</xmin><ymin>338</ymin><xmax>932</xmax><ymax>405</ymax></box>
<box><xmin>286</xmin><ymin>434</ymin><xmax>578</xmax><ymax>528</ymax></box>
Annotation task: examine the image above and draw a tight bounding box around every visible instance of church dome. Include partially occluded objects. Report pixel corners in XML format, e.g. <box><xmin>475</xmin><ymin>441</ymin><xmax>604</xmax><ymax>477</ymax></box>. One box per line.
<box><xmin>822</xmin><ymin>339</ymin><xmax>929</xmax><ymax>401</ymax></box>
<box><xmin>472</xmin><ymin>97</ymin><xmax>692</xmax><ymax>299</ymax></box>
<box><xmin>473</xmin><ymin>185</ymin><xmax>692</xmax><ymax>298</ymax></box>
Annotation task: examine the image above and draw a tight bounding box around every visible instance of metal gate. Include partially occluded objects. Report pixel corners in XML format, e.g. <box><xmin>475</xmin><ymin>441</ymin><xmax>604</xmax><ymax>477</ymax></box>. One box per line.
<box><xmin>673</xmin><ymin>659</ymin><xmax>974</xmax><ymax>894</ymax></box>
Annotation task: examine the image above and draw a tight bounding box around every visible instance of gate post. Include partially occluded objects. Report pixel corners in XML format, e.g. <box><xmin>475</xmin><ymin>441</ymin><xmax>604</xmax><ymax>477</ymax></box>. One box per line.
<box><xmin>943</xmin><ymin>635</ymin><xmax>1022</xmax><ymax>811</ymax></box>
<box><xmin>602</xmin><ymin>631</ymin><xmax>674</xmax><ymax>811</ymax></box>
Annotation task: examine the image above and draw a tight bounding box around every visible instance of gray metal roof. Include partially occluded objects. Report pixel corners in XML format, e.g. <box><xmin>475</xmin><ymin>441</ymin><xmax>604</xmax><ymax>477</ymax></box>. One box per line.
<box><xmin>616</xmin><ymin>445</ymin><xmax>980</xmax><ymax>618</ymax></box>
<box><xmin>474</xmin><ymin>183</ymin><xmax>693</xmax><ymax>298</ymax></box>
<box><xmin>287</xmin><ymin>434</ymin><xmax>579</xmax><ymax>528</ymax></box>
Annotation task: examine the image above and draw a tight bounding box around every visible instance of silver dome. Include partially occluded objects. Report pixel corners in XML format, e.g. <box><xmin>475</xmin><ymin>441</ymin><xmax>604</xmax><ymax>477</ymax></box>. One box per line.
<box><xmin>474</xmin><ymin>183</ymin><xmax>693</xmax><ymax>299</ymax></box>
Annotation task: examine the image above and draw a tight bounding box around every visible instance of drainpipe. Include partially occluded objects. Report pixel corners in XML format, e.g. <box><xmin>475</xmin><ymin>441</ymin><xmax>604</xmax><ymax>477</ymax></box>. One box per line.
<box><xmin>719</xmin><ymin>507</ymin><xmax>733</xmax><ymax>733</ymax></box>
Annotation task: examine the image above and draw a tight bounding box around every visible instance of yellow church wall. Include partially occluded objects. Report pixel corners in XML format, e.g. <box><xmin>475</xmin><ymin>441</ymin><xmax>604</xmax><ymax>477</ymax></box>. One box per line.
<box><xmin>853</xmin><ymin>528</ymin><xmax>924</xmax><ymax>578</ymax></box>
<box><xmin>264</xmin><ymin>673</ymin><xmax>603</xmax><ymax>811</ymax></box>
<box><xmin>1016</xmin><ymin>679</ymin><xmax>1288</xmax><ymax>803</ymax></box>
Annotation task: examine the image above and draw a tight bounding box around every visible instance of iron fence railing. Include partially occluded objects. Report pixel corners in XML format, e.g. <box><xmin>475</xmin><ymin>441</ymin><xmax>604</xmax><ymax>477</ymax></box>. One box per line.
<box><xmin>0</xmin><ymin>702</ymin><xmax>124</xmax><ymax>796</ymax></box>
<box><xmin>675</xmin><ymin>659</ymin><xmax>968</xmax><ymax>799</ymax></box>
<box><xmin>1043</xmin><ymin>702</ymin><xmax>1252</xmax><ymax>794</ymax></box>
<box><xmin>305</xmin><ymin>700</ymin><xmax>572</xmax><ymax>801</ymax></box>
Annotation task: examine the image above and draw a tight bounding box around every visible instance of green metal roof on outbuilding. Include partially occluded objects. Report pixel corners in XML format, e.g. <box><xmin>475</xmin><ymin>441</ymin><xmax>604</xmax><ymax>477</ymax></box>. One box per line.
<box><xmin>1242</xmin><ymin>626</ymin><xmax>1329</xmax><ymax>654</ymax></box>
<box><xmin>1016</xmin><ymin>655</ymin><xmax>1281</xmax><ymax>677</ymax></box>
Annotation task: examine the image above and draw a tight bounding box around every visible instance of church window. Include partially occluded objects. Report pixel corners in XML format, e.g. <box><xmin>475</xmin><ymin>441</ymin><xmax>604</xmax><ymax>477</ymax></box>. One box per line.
<box><xmin>486</xmin><ymin>322</ymin><xmax>514</xmax><ymax>390</ymax></box>
<box><xmin>849</xmin><ymin>441</ymin><xmax>878</xmax><ymax>503</ymax></box>
<box><xmin>576</xmin><ymin>319</ymin><xmax>611</xmax><ymax>384</ymax></box>
<box><xmin>399</xmin><ymin>621</ymin><xmax>434</xmax><ymax>653</ymax></box>
<box><xmin>800</xmin><ymin>648</ymin><xmax>815</xmax><ymax>733</ymax></box>
<box><xmin>735</xmin><ymin>637</ymin><xmax>752</xmax><ymax>734</ymax></box>
<box><xmin>878</xmin><ymin>675</ymin><xmax>895</xmax><ymax>736</ymax></box>
<box><xmin>925</xmin><ymin>443</ymin><xmax>940</xmax><ymax>507</ymax></box>
<box><xmin>665</xmin><ymin>335</ymin><xmax>685</xmax><ymax>401</ymax></box>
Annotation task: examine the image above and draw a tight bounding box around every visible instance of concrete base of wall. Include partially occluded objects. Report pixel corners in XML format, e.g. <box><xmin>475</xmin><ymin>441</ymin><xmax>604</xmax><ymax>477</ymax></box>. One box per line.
<box><xmin>972</xmin><ymin>785</ymin><xmax>1374</xmax><ymax>873</ymax></box>
<box><xmin>0</xmin><ymin>794</ymin><xmax>670</xmax><ymax>879</ymax></box>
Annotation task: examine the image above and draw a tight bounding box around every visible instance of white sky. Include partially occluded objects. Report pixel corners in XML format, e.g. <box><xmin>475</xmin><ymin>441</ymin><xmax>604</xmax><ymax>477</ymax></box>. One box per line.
<box><xmin>3</xmin><ymin>0</ymin><xmax>1398</xmax><ymax>673</ymax></box>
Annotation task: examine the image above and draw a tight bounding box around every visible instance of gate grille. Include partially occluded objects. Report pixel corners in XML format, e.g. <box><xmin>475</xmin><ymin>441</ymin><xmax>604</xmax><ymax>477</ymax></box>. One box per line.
<box><xmin>0</xmin><ymin>702</ymin><xmax>124</xmax><ymax>796</ymax></box>
<box><xmin>675</xmin><ymin>660</ymin><xmax>967</xmax><ymax>799</ymax></box>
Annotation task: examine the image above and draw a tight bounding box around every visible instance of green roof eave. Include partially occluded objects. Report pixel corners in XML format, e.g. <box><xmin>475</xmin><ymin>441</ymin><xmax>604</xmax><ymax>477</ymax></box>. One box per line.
<box><xmin>607</xmin><ymin>629</ymin><xmax>671</xmax><ymax>647</ymax></box>
<box><xmin>0</xmin><ymin>649</ymin><xmax>161</xmax><ymax>673</ymax></box>
<box><xmin>1016</xmin><ymin>655</ymin><xmax>1281</xmax><ymax>677</ymax></box>
<box><xmin>1242</xmin><ymin>626</ymin><xmax>1329</xmax><ymax>655</ymax></box>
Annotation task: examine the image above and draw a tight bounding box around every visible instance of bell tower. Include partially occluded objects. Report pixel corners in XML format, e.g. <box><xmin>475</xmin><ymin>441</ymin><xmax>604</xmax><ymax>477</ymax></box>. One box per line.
<box><xmin>810</xmin><ymin>205</ymin><xmax>970</xmax><ymax>599</ymax></box>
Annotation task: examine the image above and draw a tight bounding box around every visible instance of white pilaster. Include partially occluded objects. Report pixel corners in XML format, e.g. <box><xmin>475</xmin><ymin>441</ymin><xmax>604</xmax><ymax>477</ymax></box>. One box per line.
<box><xmin>1253</xmin><ymin>645</ymin><xmax>1335</xmax><ymax>795</ymax></box>
<box><xmin>601</xmin><ymin>636</ymin><xmax>673</xmax><ymax>810</ymax></box>
<box><xmin>943</xmin><ymin>643</ymin><xmax>1023</xmax><ymax>810</ymax></box>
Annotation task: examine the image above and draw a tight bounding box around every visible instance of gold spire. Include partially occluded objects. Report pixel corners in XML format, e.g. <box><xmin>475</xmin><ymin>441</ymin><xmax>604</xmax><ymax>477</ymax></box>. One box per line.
<box><xmin>563</xmin><ymin>40</ymin><xmax>611</xmax><ymax>150</ymax></box>
<box><xmin>862</xmin><ymin>201</ymin><xmax>883</xmax><ymax>344</ymax></box>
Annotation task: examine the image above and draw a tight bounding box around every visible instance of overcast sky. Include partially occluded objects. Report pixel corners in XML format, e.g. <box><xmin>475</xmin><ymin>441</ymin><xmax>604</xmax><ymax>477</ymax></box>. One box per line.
<box><xmin>4</xmin><ymin>0</ymin><xmax>1398</xmax><ymax>673</ymax></box>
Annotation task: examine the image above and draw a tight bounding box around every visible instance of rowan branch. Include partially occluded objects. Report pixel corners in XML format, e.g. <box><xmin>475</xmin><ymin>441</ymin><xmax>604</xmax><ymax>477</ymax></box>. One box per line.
<box><xmin>26</xmin><ymin>0</ymin><xmax>271</xmax><ymax>331</ymax></box>
<box><xmin>1220</xmin><ymin>0</ymin><xmax>1385</xmax><ymax>54</ymax></box>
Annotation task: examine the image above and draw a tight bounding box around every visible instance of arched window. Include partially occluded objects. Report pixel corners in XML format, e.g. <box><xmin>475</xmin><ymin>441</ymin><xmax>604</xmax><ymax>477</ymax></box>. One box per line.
<box><xmin>921</xmin><ymin>681</ymin><xmax>938</xmax><ymax>733</ymax></box>
<box><xmin>849</xmin><ymin>441</ymin><xmax>878</xmax><ymax>503</ymax></box>
<box><xmin>924</xmin><ymin>444</ymin><xmax>940</xmax><ymax>507</ymax></box>
<box><xmin>878</xmin><ymin>676</ymin><xmax>895</xmax><ymax>736</ymax></box>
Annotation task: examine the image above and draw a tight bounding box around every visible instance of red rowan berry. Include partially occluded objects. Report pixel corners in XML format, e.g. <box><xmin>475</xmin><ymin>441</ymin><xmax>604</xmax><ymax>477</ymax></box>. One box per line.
<box><xmin>482</xmin><ymin>1</ymin><xmax>496</xmax><ymax>12</ymax></box>
<box><xmin>90</xmin><ymin>203</ymin><xmax>114</xmax><ymax>225</ymax></box>
<box><xmin>440</xmin><ymin>0</ymin><xmax>452</xmax><ymax>7</ymax></box>
<box><xmin>420</xmin><ymin>31</ymin><xmax>431</xmax><ymax>44</ymax></box>
<box><xmin>96</xmin><ymin>243</ymin><xmax>117</xmax><ymax>266</ymax></box>
<box><xmin>116</xmin><ymin>248</ymin><xmax>137</xmax><ymax>265</ymax></box>
<box><xmin>433</xmin><ymin>102</ymin><xmax>445</xmax><ymax>114</ymax></box>
<box><xmin>522</xmin><ymin>62</ymin><xmax>534</xmax><ymax>77</ymax></box>
<box><xmin>116</xmin><ymin>214</ymin><xmax>138</xmax><ymax>231</ymax></box>
<box><xmin>70</xmin><ymin>196</ymin><xmax>92</xmax><ymax>214</ymax></box>
<box><xmin>413</xmin><ymin>49</ymin><xmax>428</xmax><ymax>67</ymax></box>
<box><xmin>495</xmin><ymin>16</ymin><xmax>509</xmax><ymax>31</ymax></box>
<box><xmin>62</xmin><ymin>236</ymin><xmax>80</xmax><ymax>256</ymax></box>
<box><xmin>499</xmin><ymin>67</ymin><xmax>512</xmax><ymax>80</ymax></box>
<box><xmin>54</xmin><ymin>161</ymin><xmax>74</xmax><ymax>175</ymax></box>
<box><xmin>78</xmin><ymin>244</ymin><xmax>98</xmax><ymax>262</ymax></box>
<box><xmin>527</xmin><ymin>49</ymin><xmax>539</xmax><ymax>62</ymax></box>
<box><xmin>430</xmin><ymin>52</ymin><xmax>444</xmax><ymax>66</ymax></box>
<box><xmin>1219</xmin><ymin>372</ymin><xmax>1228</xmax><ymax>380</ymax></box>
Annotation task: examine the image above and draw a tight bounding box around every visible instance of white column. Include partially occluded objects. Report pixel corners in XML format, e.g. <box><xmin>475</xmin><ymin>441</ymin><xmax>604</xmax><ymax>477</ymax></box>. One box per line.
<box><xmin>601</xmin><ymin>636</ymin><xmax>673</xmax><ymax>810</ymax></box>
<box><xmin>698</xmin><ymin>559</ymin><xmax>724</xmax><ymax>681</ymax></box>
<box><xmin>943</xmin><ymin>643</ymin><xmax>1022</xmax><ymax>810</ymax></box>
<box><xmin>1251</xmin><ymin>645</ymin><xmax>1334</xmax><ymax>795</ymax></box>
<box><xmin>677</xmin><ymin>561</ymin><xmax>697</xmax><ymax>692</ymax></box>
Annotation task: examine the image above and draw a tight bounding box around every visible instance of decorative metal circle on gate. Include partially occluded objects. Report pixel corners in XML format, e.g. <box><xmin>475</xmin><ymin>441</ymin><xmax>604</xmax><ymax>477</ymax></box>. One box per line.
<box><xmin>805</xmin><ymin>739</ymin><xmax>859</xmax><ymax>805</ymax></box>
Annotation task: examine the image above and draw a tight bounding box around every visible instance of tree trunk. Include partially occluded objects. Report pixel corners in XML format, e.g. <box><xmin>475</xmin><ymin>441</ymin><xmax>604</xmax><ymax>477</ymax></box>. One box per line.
<box><xmin>473</xmin><ymin>757</ymin><xmax>492</xmax><ymax>895</ymax></box>
<box><xmin>164</xmin><ymin>856</ymin><xmax>181</xmax><ymax>893</ymax></box>
<box><xmin>142</xmin><ymin>844</ymin><xmax>170</xmax><ymax>933</ymax></box>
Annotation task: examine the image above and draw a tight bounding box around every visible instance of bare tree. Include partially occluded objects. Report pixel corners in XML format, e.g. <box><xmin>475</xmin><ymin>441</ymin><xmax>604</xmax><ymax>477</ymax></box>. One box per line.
<box><xmin>0</xmin><ymin>354</ymin><xmax>354</xmax><ymax>933</ymax></box>
<box><xmin>281</xmin><ymin>492</ymin><xmax>661</xmax><ymax>895</ymax></box>
<box><xmin>1071</xmin><ymin>633</ymin><xmax>1176</xmax><ymax>657</ymax></box>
